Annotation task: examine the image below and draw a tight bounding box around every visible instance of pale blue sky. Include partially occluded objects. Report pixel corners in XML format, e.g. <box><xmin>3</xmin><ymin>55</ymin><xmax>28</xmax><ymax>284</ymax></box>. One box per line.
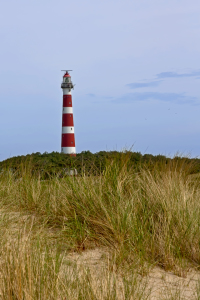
<box><xmin>0</xmin><ymin>0</ymin><xmax>200</xmax><ymax>161</ymax></box>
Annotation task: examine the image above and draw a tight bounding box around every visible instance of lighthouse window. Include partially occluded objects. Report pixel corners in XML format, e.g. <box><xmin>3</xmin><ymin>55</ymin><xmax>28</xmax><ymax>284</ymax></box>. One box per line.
<box><xmin>69</xmin><ymin>102</ymin><xmax>71</xmax><ymax>104</ymax></box>
<box><xmin>71</xmin><ymin>141</ymin><xmax>73</xmax><ymax>144</ymax></box>
<box><xmin>70</xmin><ymin>114</ymin><xmax>72</xmax><ymax>117</ymax></box>
<box><xmin>71</xmin><ymin>128</ymin><xmax>72</xmax><ymax>130</ymax></box>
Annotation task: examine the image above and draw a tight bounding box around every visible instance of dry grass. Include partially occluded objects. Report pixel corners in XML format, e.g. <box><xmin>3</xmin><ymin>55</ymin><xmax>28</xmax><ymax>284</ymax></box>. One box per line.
<box><xmin>0</xmin><ymin>155</ymin><xmax>200</xmax><ymax>299</ymax></box>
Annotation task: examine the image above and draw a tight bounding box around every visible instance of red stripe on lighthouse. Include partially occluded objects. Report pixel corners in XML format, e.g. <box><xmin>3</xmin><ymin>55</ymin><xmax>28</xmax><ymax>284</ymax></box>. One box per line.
<box><xmin>63</xmin><ymin>95</ymin><xmax>72</xmax><ymax>107</ymax></box>
<box><xmin>61</xmin><ymin>134</ymin><xmax>75</xmax><ymax>147</ymax></box>
<box><xmin>62</xmin><ymin>114</ymin><xmax>74</xmax><ymax>126</ymax></box>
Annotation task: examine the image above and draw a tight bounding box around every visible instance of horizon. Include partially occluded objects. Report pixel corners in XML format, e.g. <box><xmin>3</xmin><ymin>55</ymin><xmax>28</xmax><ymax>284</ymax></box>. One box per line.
<box><xmin>1</xmin><ymin>149</ymin><xmax>199</xmax><ymax>164</ymax></box>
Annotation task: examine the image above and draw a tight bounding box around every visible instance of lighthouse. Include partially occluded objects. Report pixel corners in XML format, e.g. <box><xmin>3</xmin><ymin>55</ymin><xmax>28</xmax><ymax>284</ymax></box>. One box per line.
<box><xmin>61</xmin><ymin>71</ymin><xmax>76</xmax><ymax>156</ymax></box>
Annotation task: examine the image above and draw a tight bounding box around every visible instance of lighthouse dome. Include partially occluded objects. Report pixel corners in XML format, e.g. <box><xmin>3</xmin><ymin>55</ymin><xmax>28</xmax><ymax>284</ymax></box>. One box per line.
<box><xmin>63</xmin><ymin>72</ymin><xmax>71</xmax><ymax>78</ymax></box>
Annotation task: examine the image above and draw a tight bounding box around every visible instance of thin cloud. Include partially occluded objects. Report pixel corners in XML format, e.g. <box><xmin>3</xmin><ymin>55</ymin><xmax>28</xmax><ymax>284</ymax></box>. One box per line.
<box><xmin>114</xmin><ymin>92</ymin><xmax>199</xmax><ymax>105</ymax></box>
<box><xmin>87</xmin><ymin>93</ymin><xmax>96</xmax><ymax>97</ymax></box>
<box><xmin>156</xmin><ymin>70</ymin><xmax>200</xmax><ymax>79</ymax></box>
<box><xmin>126</xmin><ymin>81</ymin><xmax>162</xmax><ymax>89</ymax></box>
<box><xmin>126</xmin><ymin>69</ymin><xmax>200</xmax><ymax>91</ymax></box>
<box><xmin>103</xmin><ymin>96</ymin><xmax>114</xmax><ymax>99</ymax></box>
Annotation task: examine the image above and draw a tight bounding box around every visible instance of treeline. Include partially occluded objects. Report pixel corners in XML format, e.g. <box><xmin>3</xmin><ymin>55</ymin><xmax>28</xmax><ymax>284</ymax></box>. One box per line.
<box><xmin>1</xmin><ymin>151</ymin><xmax>200</xmax><ymax>178</ymax></box>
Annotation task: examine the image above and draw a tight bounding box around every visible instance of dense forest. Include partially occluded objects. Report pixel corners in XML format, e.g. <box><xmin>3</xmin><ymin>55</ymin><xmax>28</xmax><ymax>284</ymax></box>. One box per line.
<box><xmin>1</xmin><ymin>151</ymin><xmax>200</xmax><ymax>178</ymax></box>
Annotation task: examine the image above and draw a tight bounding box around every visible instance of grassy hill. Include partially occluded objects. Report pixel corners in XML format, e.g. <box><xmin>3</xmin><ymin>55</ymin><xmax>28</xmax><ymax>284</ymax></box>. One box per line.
<box><xmin>1</xmin><ymin>150</ymin><xmax>200</xmax><ymax>178</ymax></box>
<box><xmin>0</xmin><ymin>151</ymin><xmax>200</xmax><ymax>298</ymax></box>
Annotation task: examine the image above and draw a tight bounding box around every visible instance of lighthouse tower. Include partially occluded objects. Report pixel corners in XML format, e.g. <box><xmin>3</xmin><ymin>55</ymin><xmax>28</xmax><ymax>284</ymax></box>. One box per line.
<box><xmin>61</xmin><ymin>71</ymin><xmax>76</xmax><ymax>156</ymax></box>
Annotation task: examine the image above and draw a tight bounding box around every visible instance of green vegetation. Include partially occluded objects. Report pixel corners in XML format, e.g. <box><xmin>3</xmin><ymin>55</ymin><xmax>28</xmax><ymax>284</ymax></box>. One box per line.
<box><xmin>0</xmin><ymin>151</ymin><xmax>200</xmax><ymax>298</ymax></box>
<box><xmin>1</xmin><ymin>150</ymin><xmax>200</xmax><ymax>178</ymax></box>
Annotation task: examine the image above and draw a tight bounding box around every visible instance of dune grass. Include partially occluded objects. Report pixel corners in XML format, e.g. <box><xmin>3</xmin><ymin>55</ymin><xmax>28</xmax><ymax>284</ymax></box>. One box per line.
<box><xmin>0</xmin><ymin>154</ymin><xmax>200</xmax><ymax>298</ymax></box>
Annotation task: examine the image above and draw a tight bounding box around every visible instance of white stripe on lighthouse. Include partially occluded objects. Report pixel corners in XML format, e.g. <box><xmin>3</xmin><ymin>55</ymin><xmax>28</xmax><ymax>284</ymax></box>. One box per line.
<box><xmin>63</xmin><ymin>89</ymin><xmax>72</xmax><ymax>95</ymax></box>
<box><xmin>62</xmin><ymin>127</ymin><xmax>75</xmax><ymax>134</ymax></box>
<box><xmin>63</xmin><ymin>107</ymin><xmax>73</xmax><ymax>114</ymax></box>
<box><xmin>61</xmin><ymin>147</ymin><xmax>76</xmax><ymax>154</ymax></box>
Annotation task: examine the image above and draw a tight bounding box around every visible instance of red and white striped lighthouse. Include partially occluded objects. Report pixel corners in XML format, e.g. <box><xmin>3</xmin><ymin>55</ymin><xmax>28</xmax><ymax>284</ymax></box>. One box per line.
<box><xmin>61</xmin><ymin>71</ymin><xmax>76</xmax><ymax>156</ymax></box>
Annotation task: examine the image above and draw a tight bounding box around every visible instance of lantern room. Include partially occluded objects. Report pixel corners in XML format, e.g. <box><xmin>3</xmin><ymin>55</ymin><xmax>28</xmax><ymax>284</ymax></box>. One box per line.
<box><xmin>61</xmin><ymin>71</ymin><xmax>74</xmax><ymax>89</ymax></box>
<box><xmin>63</xmin><ymin>72</ymin><xmax>72</xmax><ymax>83</ymax></box>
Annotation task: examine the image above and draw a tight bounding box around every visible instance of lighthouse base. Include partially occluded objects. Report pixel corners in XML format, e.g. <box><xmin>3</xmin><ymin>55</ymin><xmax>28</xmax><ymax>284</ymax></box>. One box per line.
<box><xmin>61</xmin><ymin>147</ymin><xmax>76</xmax><ymax>156</ymax></box>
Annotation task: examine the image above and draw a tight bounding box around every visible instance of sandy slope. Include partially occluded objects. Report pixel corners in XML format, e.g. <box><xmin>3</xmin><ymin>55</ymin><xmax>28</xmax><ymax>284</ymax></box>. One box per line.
<box><xmin>68</xmin><ymin>248</ymin><xmax>200</xmax><ymax>299</ymax></box>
